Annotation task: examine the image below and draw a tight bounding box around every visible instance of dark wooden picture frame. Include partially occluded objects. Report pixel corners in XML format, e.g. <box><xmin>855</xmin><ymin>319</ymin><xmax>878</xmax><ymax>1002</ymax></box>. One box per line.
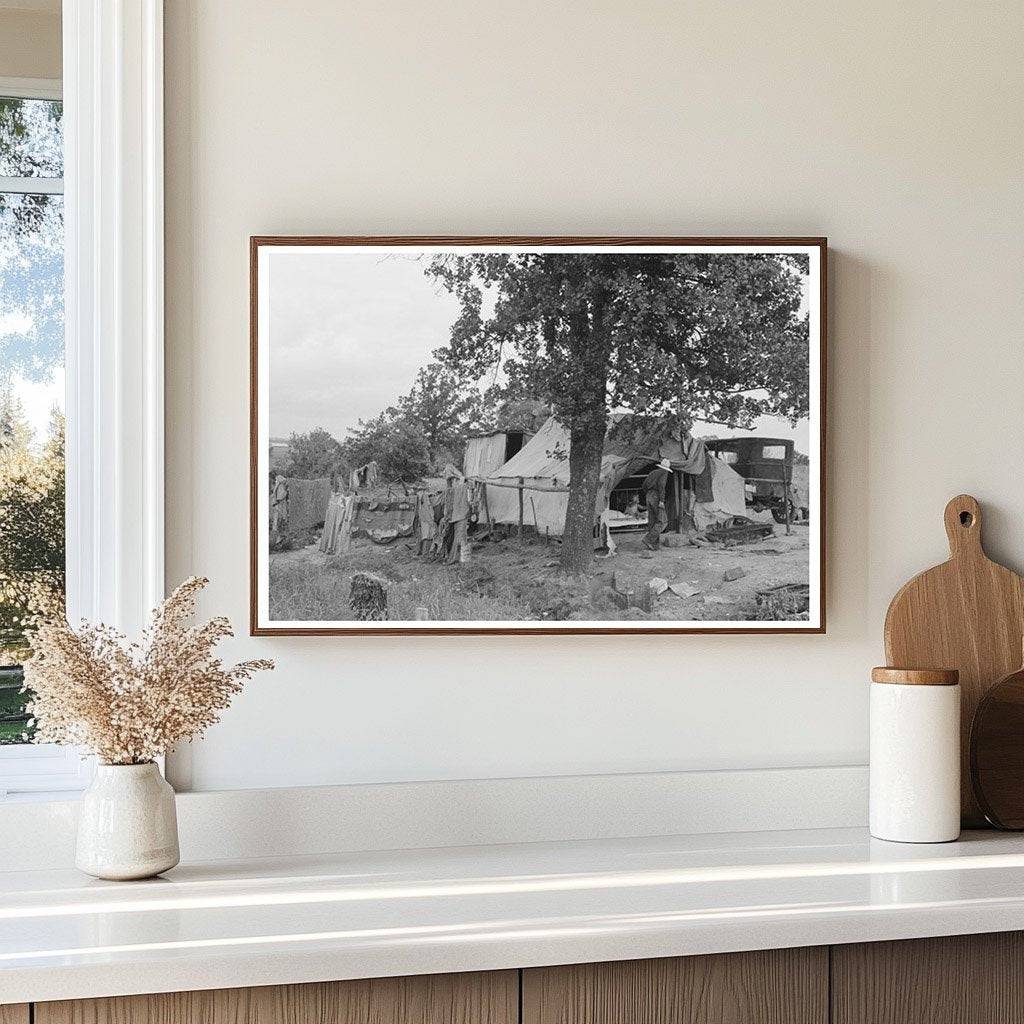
<box><xmin>250</xmin><ymin>236</ymin><xmax>827</xmax><ymax>636</ymax></box>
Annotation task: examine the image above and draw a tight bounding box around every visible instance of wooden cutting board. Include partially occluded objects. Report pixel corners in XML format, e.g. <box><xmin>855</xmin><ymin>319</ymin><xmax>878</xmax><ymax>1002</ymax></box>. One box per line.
<box><xmin>884</xmin><ymin>494</ymin><xmax>1024</xmax><ymax>826</ymax></box>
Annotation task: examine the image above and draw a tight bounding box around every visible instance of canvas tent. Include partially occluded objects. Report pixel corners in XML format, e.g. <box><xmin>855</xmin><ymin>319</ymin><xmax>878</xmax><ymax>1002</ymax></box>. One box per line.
<box><xmin>479</xmin><ymin>415</ymin><xmax>747</xmax><ymax>536</ymax></box>
<box><xmin>463</xmin><ymin>430</ymin><xmax>532</xmax><ymax>479</ymax></box>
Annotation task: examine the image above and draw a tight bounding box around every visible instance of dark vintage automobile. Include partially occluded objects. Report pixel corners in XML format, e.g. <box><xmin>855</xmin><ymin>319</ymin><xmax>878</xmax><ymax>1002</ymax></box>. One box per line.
<box><xmin>704</xmin><ymin>437</ymin><xmax>809</xmax><ymax>524</ymax></box>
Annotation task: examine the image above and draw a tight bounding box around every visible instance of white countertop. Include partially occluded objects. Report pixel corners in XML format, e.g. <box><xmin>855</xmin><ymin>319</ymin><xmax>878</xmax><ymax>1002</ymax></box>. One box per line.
<box><xmin>4</xmin><ymin>826</ymin><xmax>1024</xmax><ymax>1004</ymax></box>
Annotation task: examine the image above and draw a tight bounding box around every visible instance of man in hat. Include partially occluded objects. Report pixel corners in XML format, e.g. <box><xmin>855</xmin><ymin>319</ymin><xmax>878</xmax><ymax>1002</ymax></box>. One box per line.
<box><xmin>641</xmin><ymin>458</ymin><xmax>672</xmax><ymax>551</ymax></box>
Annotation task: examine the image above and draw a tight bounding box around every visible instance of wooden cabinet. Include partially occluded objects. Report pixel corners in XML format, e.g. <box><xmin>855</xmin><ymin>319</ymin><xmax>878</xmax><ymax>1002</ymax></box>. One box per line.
<box><xmin>34</xmin><ymin>971</ymin><xmax>517</xmax><ymax>1024</ymax></box>
<box><xmin>832</xmin><ymin>932</ymin><xmax>1024</xmax><ymax>1024</ymax></box>
<box><xmin>522</xmin><ymin>948</ymin><xmax>828</xmax><ymax>1024</ymax></box>
<box><xmin>23</xmin><ymin>932</ymin><xmax>1024</xmax><ymax>1024</ymax></box>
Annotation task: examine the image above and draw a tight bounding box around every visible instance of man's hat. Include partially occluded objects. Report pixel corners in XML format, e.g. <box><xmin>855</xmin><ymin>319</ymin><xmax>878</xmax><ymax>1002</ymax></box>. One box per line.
<box><xmin>658</xmin><ymin>458</ymin><xmax>672</xmax><ymax>471</ymax></box>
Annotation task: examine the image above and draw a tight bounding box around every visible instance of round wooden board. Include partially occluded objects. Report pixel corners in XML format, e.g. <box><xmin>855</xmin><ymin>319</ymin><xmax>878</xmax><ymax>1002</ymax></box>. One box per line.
<box><xmin>970</xmin><ymin>665</ymin><xmax>1024</xmax><ymax>829</ymax></box>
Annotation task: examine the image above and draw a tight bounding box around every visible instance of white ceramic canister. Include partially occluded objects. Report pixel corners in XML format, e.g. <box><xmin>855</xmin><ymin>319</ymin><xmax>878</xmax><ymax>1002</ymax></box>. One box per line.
<box><xmin>870</xmin><ymin>667</ymin><xmax>961</xmax><ymax>843</ymax></box>
<box><xmin>76</xmin><ymin>762</ymin><xmax>180</xmax><ymax>880</ymax></box>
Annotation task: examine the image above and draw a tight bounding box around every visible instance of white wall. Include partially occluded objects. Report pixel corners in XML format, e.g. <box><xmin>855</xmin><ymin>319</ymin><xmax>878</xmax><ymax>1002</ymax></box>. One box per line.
<box><xmin>164</xmin><ymin>1</ymin><xmax>1024</xmax><ymax>792</ymax></box>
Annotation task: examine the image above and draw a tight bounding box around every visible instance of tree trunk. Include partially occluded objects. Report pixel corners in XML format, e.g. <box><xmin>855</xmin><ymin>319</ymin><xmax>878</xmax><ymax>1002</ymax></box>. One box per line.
<box><xmin>557</xmin><ymin>281</ymin><xmax>612</xmax><ymax>573</ymax></box>
<box><xmin>560</xmin><ymin>414</ymin><xmax>606</xmax><ymax>572</ymax></box>
<box><xmin>350</xmin><ymin>572</ymin><xmax>387</xmax><ymax>620</ymax></box>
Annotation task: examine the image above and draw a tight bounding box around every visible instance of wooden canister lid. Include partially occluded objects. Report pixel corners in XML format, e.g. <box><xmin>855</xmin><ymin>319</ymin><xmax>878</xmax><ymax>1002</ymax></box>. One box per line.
<box><xmin>871</xmin><ymin>667</ymin><xmax>959</xmax><ymax>686</ymax></box>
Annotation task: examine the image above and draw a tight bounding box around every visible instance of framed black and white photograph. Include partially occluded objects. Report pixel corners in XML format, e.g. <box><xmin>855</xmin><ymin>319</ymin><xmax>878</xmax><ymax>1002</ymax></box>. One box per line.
<box><xmin>251</xmin><ymin>237</ymin><xmax>826</xmax><ymax>635</ymax></box>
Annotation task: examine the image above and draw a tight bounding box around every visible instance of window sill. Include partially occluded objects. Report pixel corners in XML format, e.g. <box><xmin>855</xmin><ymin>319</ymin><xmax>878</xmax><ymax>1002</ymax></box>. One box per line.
<box><xmin>0</xmin><ymin>744</ymin><xmax>93</xmax><ymax>799</ymax></box>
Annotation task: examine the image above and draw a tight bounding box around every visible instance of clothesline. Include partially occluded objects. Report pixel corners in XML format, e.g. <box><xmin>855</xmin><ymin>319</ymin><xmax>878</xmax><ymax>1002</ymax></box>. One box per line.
<box><xmin>479</xmin><ymin>479</ymin><xmax>570</xmax><ymax>494</ymax></box>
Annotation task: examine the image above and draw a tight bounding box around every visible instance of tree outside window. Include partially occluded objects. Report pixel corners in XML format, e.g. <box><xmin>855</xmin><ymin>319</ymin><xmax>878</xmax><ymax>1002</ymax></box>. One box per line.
<box><xmin>0</xmin><ymin>94</ymin><xmax>65</xmax><ymax>744</ymax></box>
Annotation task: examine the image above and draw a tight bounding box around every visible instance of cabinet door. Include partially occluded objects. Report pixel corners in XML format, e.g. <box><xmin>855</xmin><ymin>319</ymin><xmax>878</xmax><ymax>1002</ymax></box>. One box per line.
<box><xmin>35</xmin><ymin>970</ymin><xmax>517</xmax><ymax>1024</ymax></box>
<box><xmin>523</xmin><ymin>948</ymin><xmax>828</xmax><ymax>1024</ymax></box>
<box><xmin>832</xmin><ymin>932</ymin><xmax>1024</xmax><ymax>1024</ymax></box>
<box><xmin>0</xmin><ymin>1006</ymin><xmax>29</xmax><ymax>1024</ymax></box>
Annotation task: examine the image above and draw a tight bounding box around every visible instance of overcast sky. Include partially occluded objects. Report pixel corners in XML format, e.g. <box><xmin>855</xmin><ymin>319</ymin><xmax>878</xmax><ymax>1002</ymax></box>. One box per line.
<box><xmin>269</xmin><ymin>251</ymin><xmax>461</xmax><ymax>441</ymax></box>
<box><xmin>267</xmin><ymin>250</ymin><xmax>810</xmax><ymax>453</ymax></box>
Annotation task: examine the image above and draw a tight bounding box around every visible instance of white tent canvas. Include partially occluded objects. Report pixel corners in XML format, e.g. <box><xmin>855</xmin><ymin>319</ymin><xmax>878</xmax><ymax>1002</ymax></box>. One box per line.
<box><xmin>691</xmin><ymin>458</ymin><xmax>749</xmax><ymax>530</ymax></box>
<box><xmin>480</xmin><ymin>417</ymin><xmax>575</xmax><ymax>534</ymax></box>
<box><xmin>463</xmin><ymin>433</ymin><xmax>509</xmax><ymax>479</ymax></box>
<box><xmin>480</xmin><ymin>415</ymin><xmax>747</xmax><ymax>536</ymax></box>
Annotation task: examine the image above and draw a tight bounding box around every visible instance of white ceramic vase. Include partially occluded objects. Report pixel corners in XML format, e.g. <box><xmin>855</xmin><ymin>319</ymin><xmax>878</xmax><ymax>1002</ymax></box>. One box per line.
<box><xmin>76</xmin><ymin>762</ymin><xmax>180</xmax><ymax>880</ymax></box>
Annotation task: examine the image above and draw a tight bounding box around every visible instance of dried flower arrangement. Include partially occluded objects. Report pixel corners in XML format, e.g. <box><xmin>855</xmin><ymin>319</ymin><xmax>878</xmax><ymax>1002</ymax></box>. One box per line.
<box><xmin>23</xmin><ymin>577</ymin><xmax>273</xmax><ymax>765</ymax></box>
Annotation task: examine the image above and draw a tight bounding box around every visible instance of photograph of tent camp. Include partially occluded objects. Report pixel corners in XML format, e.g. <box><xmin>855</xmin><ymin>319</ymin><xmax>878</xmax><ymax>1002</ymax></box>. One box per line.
<box><xmin>251</xmin><ymin>238</ymin><xmax>825</xmax><ymax>634</ymax></box>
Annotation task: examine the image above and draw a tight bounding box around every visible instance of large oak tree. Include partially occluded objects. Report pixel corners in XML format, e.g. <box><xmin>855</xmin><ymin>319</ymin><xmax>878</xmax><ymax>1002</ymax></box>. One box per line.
<box><xmin>428</xmin><ymin>251</ymin><xmax>809</xmax><ymax>571</ymax></box>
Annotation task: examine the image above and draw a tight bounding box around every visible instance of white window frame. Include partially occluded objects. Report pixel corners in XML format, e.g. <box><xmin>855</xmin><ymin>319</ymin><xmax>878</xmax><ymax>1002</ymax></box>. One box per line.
<box><xmin>0</xmin><ymin>76</ymin><xmax>61</xmax><ymax>101</ymax></box>
<box><xmin>0</xmin><ymin>0</ymin><xmax>164</xmax><ymax>799</ymax></box>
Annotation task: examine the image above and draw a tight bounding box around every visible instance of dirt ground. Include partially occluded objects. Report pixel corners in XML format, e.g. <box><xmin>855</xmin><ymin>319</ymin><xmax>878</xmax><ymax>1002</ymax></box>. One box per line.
<box><xmin>269</xmin><ymin>523</ymin><xmax>811</xmax><ymax>623</ymax></box>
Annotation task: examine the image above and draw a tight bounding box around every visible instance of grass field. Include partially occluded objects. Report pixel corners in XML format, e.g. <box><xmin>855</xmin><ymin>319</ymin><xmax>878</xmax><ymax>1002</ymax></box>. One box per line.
<box><xmin>270</xmin><ymin>544</ymin><xmax>528</xmax><ymax>622</ymax></box>
<box><xmin>268</xmin><ymin>526</ymin><xmax>811</xmax><ymax>624</ymax></box>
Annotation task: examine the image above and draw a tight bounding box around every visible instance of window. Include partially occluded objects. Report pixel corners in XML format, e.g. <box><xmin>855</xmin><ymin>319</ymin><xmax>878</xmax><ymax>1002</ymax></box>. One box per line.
<box><xmin>718</xmin><ymin>450</ymin><xmax>739</xmax><ymax>465</ymax></box>
<box><xmin>0</xmin><ymin>88</ymin><xmax>64</xmax><ymax>746</ymax></box>
<box><xmin>1</xmin><ymin>5</ymin><xmax>166</xmax><ymax>797</ymax></box>
<box><xmin>0</xmin><ymin>82</ymin><xmax>82</xmax><ymax>796</ymax></box>
<box><xmin>761</xmin><ymin>445</ymin><xmax>788</xmax><ymax>460</ymax></box>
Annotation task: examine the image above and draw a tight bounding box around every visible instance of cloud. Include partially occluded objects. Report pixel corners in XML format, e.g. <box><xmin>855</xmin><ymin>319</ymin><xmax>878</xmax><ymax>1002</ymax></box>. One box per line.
<box><xmin>12</xmin><ymin>367</ymin><xmax>63</xmax><ymax>447</ymax></box>
<box><xmin>267</xmin><ymin>251</ymin><xmax>461</xmax><ymax>440</ymax></box>
<box><xmin>0</xmin><ymin>311</ymin><xmax>34</xmax><ymax>338</ymax></box>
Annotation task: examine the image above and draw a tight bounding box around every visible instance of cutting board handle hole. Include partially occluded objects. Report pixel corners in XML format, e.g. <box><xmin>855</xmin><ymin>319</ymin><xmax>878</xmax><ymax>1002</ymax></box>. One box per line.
<box><xmin>944</xmin><ymin>495</ymin><xmax>983</xmax><ymax>558</ymax></box>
